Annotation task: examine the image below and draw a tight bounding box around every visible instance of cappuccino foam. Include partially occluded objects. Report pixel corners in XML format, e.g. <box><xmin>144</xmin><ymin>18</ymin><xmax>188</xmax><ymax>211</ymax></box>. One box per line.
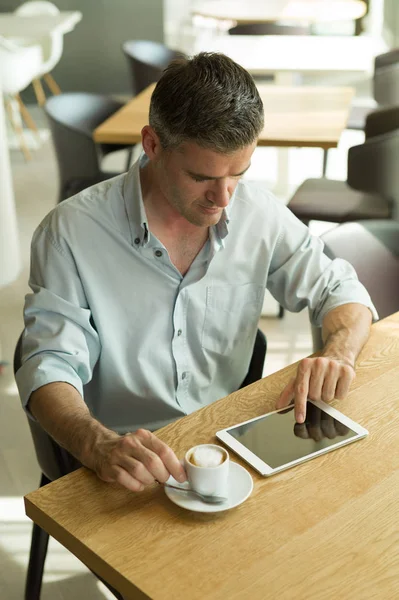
<box><xmin>190</xmin><ymin>446</ymin><xmax>225</xmax><ymax>468</ymax></box>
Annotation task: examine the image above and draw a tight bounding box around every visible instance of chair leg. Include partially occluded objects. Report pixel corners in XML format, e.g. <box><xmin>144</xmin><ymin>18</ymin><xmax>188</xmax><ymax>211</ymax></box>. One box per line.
<box><xmin>25</xmin><ymin>473</ymin><xmax>51</xmax><ymax>600</ymax></box>
<box><xmin>5</xmin><ymin>97</ymin><xmax>31</xmax><ymax>161</ymax></box>
<box><xmin>322</xmin><ymin>149</ymin><xmax>328</xmax><ymax>177</ymax></box>
<box><xmin>16</xmin><ymin>94</ymin><xmax>38</xmax><ymax>132</ymax></box>
<box><xmin>16</xmin><ymin>94</ymin><xmax>42</xmax><ymax>146</ymax></box>
<box><xmin>32</xmin><ymin>78</ymin><xmax>47</xmax><ymax>107</ymax></box>
<box><xmin>43</xmin><ymin>73</ymin><xmax>61</xmax><ymax>96</ymax></box>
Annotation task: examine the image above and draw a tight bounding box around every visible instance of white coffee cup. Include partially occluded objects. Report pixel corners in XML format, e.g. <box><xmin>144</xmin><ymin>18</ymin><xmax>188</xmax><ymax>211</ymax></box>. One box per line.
<box><xmin>184</xmin><ymin>444</ymin><xmax>229</xmax><ymax>497</ymax></box>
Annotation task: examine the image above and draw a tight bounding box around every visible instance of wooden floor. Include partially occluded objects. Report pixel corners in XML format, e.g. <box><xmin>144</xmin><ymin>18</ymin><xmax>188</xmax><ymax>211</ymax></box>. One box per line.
<box><xmin>0</xmin><ymin>95</ymin><xmax>364</xmax><ymax>598</ymax></box>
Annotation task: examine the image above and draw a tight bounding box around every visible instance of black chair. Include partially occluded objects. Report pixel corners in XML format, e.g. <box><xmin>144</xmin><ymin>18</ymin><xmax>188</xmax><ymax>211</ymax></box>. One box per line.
<box><xmin>13</xmin><ymin>336</ymin><xmax>124</xmax><ymax>600</ymax></box>
<box><xmin>122</xmin><ymin>40</ymin><xmax>185</xmax><ymax>97</ymax></box>
<box><xmin>321</xmin><ymin>48</ymin><xmax>399</xmax><ymax>175</ymax></box>
<box><xmin>287</xmin><ymin>105</ymin><xmax>399</xmax><ymax>225</ymax></box>
<box><xmin>347</xmin><ymin>47</ymin><xmax>399</xmax><ymax>131</ymax></box>
<box><xmin>228</xmin><ymin>23</ymin><xmax>310</xmax><ymax>36</ymax></box>
<box><xmin>355</xmin><ymin>0</ymin><xmax>369</xmax><ymax>35</ymax></box>
<box><xmin>45</xmin><ymin>93</ymin><xmax>134</xmax><ymax>203</ymax></box>
<box><xmin>311</xmin><ymin>220</ymin><xmax>399</xmax><ymax>351</ymax></box>
<box><xmin>14</xmin><ymin>328</ymin><xmax>266</xmax><ymax>600</ymax></box>
<box><xmin>239</xmin><ymin>328</ymin><xmax>267</xmax><ymax>388</ymax></box>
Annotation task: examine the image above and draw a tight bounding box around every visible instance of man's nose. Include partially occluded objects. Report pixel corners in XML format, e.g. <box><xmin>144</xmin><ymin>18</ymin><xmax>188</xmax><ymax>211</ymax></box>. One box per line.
<box><xmin>207</xmin><ymin>179</ymin><xmax>231</xmax><ymax>207</ymax></box>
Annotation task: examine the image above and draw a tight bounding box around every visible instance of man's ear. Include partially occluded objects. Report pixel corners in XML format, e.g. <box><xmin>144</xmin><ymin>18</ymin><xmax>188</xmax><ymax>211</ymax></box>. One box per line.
<box><xmin>141</xmin><ymin>126</ymin><xmax>162</xmax><ymax>159</ymax></box>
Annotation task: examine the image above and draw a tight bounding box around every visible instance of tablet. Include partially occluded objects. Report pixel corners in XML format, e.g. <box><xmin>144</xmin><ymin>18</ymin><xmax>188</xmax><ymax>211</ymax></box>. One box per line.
<box><xmin>216</xmin><ymin>400</ymin><xmax>368</xmax><ymax>476</ymax></box>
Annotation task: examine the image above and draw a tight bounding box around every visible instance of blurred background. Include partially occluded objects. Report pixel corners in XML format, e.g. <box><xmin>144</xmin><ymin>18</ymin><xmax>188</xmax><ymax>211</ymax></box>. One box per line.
<box><xmin>0</xmin><ymin>1</ymin><xmax>398</xmax><ymax>598</ymax></box>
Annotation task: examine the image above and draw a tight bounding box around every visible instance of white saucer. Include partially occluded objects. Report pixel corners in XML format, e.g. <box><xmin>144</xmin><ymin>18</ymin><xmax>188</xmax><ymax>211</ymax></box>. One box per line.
<box><xmin>164</xmin><ymin>461</ymin><xmax>253</xmax><ymax>513</ymax></box>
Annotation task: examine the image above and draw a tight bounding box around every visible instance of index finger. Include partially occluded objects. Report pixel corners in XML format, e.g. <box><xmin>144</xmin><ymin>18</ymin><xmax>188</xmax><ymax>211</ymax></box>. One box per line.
<box><xmin>141</xmin><ymin>430</ymin><xmax>187</xmax><ymax>483</ymax></box>
<box><xmin>294</xmin><ymin>359</ymin><xmax>311</xmax><ymax>423</ymax></box>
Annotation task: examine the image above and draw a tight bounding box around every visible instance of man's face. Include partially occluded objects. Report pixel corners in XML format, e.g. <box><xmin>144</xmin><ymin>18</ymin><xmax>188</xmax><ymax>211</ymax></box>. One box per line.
<box><xmin>150</xmin><ymin>139</ymin><xmax>256</xmax><ymax>228</ymax></box>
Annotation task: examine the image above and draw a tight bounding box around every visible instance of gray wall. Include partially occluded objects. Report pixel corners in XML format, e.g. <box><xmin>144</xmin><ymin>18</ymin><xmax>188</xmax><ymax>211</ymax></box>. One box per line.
<box><xmin>384</xmin><ymin>0</ymin><xmax>399</xmax><ymax>46</ymax></box>
<box><xmin>1</xmin><ymin>0</ymin><xmax>164</xmax><ymax>99</ymax></box>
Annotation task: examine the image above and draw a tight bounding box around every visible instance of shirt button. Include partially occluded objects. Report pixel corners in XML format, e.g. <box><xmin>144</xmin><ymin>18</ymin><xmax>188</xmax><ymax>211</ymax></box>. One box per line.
<box><xmin>182</xmin><ymin>372</ymin><xmax>187</xmax><ymax>380</ymax></box>
<box><xmin>177</xmin><ymin>329</ymin><xmax>182</xmax><ymax>336</ymax></box>
<box><xmin>155</xmin><ymin>249</ymin><xmax>163</xmax><ymax>258</ymax></box>
<box><xmin>134</xmin><ymin>237</ymin><xmax>140</xmax><ymax>244</ymax></box>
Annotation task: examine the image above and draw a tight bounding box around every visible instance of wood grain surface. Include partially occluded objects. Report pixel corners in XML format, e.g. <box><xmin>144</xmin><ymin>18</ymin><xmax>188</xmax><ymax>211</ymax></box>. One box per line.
<box><xmin>25</xmin><ymin>313</ymin><xmax>399</xmax><ymax>600</ymax></box>
<box><xmin>93</xmin><ymin>84</ymin><xmax>354</xmax><ymax>149</ymax></box>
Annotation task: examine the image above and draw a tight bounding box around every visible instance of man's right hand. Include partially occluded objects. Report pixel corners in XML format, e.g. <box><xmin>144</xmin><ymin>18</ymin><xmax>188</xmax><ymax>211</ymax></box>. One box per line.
<box><xmin>92</xmin><ymin>428</ymin><xmax>187</xmax><ymax>492</ymax></box>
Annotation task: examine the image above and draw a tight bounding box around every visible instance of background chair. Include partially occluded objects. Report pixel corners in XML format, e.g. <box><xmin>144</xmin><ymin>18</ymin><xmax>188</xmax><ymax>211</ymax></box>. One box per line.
<box><xmin>287</xmin><ymin>105</ymin><xmax>399</xmax><ymax>225</ymax></box>
<box><xmin>122</xmin><ymin>40</ymin><xmax>185</xmax><ymax>96</ymax></box>
<box><xmin>311</xmin><ymin>220</ymin><xmax>399</xmax><ymax>351</ymax></box>
<box><xmin>347</xmin><ymin>47</ymin><xmax>399</xmax><ymax>131</ymax></box>
<box><xmin>228</xmin><ymin>23</ymin><xmax>310</xmax><ymax>36</ymax></box>
<box><xmin>14</xmin><ymin>328</ymin><xmax>266</xmax><ymax>599</ymax></box>
<box><xmin>44</xmin><ymin>93</ymin><xmax>133</xmax><ymax>202</ymax></box>
<box><xmin>0</xmin><ymin>36</ymin><xmax>42</xmax><ymax>160</ymax></box>
<box><xmin>15</xmin><ymin>1</ymin><xmax>64</xmax><ymax>106</ymax></box>
<box><xmin>322</xmin><ymin>48</ymin><xmax>399</xmax><ymax>175</ymax></box>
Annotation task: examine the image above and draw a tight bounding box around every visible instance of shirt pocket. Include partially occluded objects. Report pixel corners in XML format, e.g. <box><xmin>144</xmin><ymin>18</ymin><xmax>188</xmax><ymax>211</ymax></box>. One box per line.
<box><xmin>201</xmin><ymin>283</ymin><xmax>264</xmax><ymax>355</ymax></box>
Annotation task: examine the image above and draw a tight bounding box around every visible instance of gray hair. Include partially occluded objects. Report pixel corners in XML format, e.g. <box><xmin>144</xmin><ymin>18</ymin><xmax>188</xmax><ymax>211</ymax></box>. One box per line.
<box><xmin>149</xmin><ymin>52</ymin><xmax>264</xmax><ymax>152</ymax></box>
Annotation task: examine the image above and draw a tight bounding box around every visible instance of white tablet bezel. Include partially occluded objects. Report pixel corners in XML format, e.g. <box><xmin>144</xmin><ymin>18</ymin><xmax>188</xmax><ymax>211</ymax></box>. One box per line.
<box><xmin>216</xmin><ymin>399</ymin><xmax>368</xmax><ymax>476</ymax></box>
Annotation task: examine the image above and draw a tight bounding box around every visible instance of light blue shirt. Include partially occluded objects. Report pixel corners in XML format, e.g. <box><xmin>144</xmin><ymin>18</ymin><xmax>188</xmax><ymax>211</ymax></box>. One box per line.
<box><xmin>16</xmin><ymin>155</ymin><xmax>377</xmax><ymax>433</ymax></box>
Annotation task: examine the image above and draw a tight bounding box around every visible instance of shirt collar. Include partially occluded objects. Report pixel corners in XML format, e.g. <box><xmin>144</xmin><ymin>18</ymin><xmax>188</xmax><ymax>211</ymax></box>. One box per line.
<box><xmin>123</xmin><ymin>153</ymin><xmax>150</xmax><ymax>246</ymax></box>
<box><xmin>213</xmin><ymin>190</ymin><xmax>234</xmax><ymax>246</ymax></box>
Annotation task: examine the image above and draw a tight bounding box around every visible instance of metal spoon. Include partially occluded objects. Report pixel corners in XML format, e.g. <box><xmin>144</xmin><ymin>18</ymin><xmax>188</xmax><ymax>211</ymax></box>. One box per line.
<box><xmin>163</xmin><ymin>482</ymin><xmax>228</xmax><ymax>504</ymax></box>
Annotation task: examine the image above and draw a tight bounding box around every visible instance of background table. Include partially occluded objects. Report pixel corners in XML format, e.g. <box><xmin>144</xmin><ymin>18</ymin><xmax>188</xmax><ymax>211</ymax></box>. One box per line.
<box><xmin>192</xmin><ymin>0</ymin><xmax>367</xmax><ymax>24</ymax></box>
<box><xmin>25</xmin><ymin>313</ymin><xmax>399</xmax><ymax>600</ymax></box>
<box><xmin>94</xmin><ymin>83</ymin><xmax>354</xmax><ymax>150</ymax></box>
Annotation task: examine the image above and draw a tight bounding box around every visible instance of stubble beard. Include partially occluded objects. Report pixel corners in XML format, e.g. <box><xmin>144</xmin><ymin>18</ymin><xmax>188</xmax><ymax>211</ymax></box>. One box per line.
<box><xmin>171</xmin><ymin>191</ymin><xmax>222</xmax><ymax>228</ymax></box>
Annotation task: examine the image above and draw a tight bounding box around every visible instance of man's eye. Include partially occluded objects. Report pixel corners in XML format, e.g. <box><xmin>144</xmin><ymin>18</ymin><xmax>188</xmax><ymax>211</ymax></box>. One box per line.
<box><xmin>192</xmin><ymin>176</ymin><xmax>206</xmax><ymax>182</ymax></box>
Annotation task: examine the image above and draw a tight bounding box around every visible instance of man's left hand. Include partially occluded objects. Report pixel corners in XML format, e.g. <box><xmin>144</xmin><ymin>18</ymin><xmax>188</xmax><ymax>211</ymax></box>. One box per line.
<box><xmin>276</xmin><ymin>356</ymin><xmax>356</xmax><ymax>423</ymax></box>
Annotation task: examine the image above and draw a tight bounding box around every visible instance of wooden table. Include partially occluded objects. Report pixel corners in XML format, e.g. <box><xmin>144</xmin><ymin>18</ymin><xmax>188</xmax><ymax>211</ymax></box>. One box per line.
<box><xmin>25</xmin><ymin>313</ymin><xmax>399</xmax><ymax>599</ymax></box>
<box><xmin>94</xmin><ymin>83</ymin><xmax>354</xmax><ymax>151</ymax></box>
<box><xmin>192</xmin><ymin>0</ymin><xmax>367</xmax><ymax>24</ymax></box>
<box><xmin>0</xmin><ymin>12</ymin><xmax>82</xmax><ymax>39</ymax></box>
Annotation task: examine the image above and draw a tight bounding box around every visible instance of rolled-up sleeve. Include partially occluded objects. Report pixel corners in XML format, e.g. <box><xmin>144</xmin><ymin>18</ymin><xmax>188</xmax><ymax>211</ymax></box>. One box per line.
<box><xmin>15</xmin><ymin>221</ymin><xmax>100</xmax><ymax>418</ymax></box>
<box><xmin>266</xmin><ymin>208</ymin><xmax>378</xmax><ymax>326</ymax></box>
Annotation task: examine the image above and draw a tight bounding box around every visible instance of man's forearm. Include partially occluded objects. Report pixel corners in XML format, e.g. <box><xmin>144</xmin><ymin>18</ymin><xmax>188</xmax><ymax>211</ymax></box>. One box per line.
<box><xmin>29</xmin><ymin>382</ymin><xmax>119</xmax><ymax>470</ymax></box>
<box><xmin>321</xmin><ymin>302</ymin><xmax>373</xmax><ymax>367</ymax></box>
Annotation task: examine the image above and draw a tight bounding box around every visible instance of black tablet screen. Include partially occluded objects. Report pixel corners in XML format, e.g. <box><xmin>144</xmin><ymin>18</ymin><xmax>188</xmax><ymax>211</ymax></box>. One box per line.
<box><xmin>227</xmin><ymin>402</ymin><xmax>358</xmax><ymax>469</ymax></box>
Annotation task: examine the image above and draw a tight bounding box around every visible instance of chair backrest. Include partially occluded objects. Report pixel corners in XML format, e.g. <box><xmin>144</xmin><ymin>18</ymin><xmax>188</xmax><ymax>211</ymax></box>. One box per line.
<box><xmin>373</xmin><ymin>48</ymin><xmax>399</xmax><ymax>106</ymax></box>
<box><xmin>122</xmin><ymin>40</ymin><xmax>185</xmax><ymax>96</ymax></box>
<box><xmin>239</xmin><ymin>328</ymin><xmax>267</xmax><ymax>388</ymax></box>
<box><xmin>347</xmin><ymin>119</ymin><xmax>399</xmax><ymax>218</ymax></box>
<box><xmin>15</xmin><ymin>1</ymin><xmax>63</xmax><ymax>70</ymax></box>
<box><xmin>228</xmin><ymin>23</ymin><xmax>310</xmax><ymax>36</ymax></box>
<box><xmin>44</xmin><ymin>93</ymin><xmax>124</xmax><ymax>200</ymax></box>
<box><xmin>13</xmin><ymin>333</ymin><xmax>81</xmax><ymax>482</ymax></box>
<box><xmin>15</xmin><ymin>1</ymin><xmax>60</xmax><ymax>15</ymax></box>
<box><xmin>311</xmin><ymin>220</ymin><xmax>399</xmax><ymax>351</ymax></box>
<box><xmin>364</xmin><ymin>105</ymin><xmax>399</xmax><ymax>139</ymax></box>
<box><xmin>0</xmin><ymin>36</ymin><xmax>42</xmax><ymax>94</ymax></box>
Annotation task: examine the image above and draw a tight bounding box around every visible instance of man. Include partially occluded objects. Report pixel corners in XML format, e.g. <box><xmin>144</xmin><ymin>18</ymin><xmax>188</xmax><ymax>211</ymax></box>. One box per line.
<box><xmin>16</xmin><ymin>53</ymin><xmax>376</xmax><ymax>493</ymax></box>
